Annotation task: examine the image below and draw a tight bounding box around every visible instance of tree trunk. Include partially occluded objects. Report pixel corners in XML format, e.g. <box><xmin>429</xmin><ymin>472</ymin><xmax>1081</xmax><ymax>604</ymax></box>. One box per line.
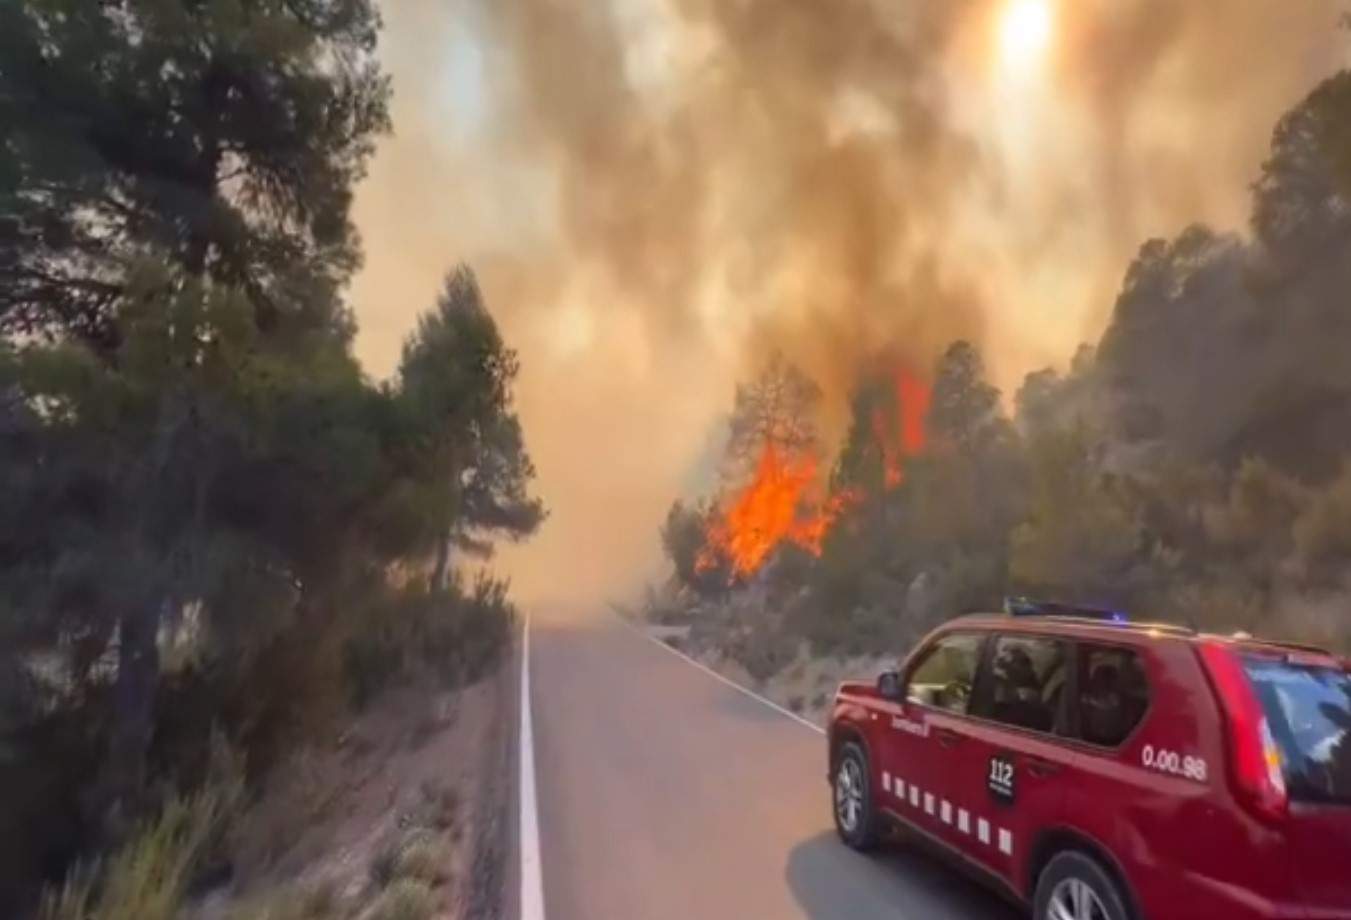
<box><xmin>430</xmin><ymin>529</ymin><xmax>452</xmax><ymax>592</ymax></box>
<box><xmin>103</xmin><ymin>602</ymin><xmax>161</xmax><ymax>834</ymax></box>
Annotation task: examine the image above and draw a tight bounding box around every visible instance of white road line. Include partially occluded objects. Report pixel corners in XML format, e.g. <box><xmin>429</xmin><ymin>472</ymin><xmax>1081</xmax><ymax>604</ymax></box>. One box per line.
<box><xmin>630</xmin><ymin>623</ymin><xmax>827</xmax><ymax>735</ymax></box>
<box><xmin>519</xmin><ymin>619</ymin><xmax>546</xmax><ymax>920</ymax></box>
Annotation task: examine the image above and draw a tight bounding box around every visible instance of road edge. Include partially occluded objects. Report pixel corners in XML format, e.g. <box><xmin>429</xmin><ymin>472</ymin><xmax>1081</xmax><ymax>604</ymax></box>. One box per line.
<box><xmin>617</xmin><ymin>615</ymin><xmax>826</xmax><ymax>736</ymax></box>
<box><xmin>518</xmin><ymin>617</ymin><xmax>546</xmax><ymax>920</ymax></box>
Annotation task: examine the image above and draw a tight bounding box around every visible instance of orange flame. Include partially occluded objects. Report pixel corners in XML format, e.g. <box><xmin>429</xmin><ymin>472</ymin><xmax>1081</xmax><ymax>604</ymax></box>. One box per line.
<box><xmin>874</xmin><ymin>369</ymin><xmax>931</xmax><ymax>488</ymax></box>
<box><xmin>697</xmin><ymin>444</ymin><xmax>847</xmax><ymax>579</ymax></box>
<box><xmin>696</xmin><ymin>367</ymin><xmax>930</xmax><ymax>581</ymax></box>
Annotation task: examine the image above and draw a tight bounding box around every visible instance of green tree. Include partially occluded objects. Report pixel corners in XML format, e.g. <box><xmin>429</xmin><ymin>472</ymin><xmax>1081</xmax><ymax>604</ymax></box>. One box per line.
<box><xmin>929</xmin><ymin>341</ymin><xmax>1000</xmax><ymax>449</ymax></box>
<box><xmin>660</xmin><ymin>498</ymin><xmax>728</xmax><ymax>596</ymax></box>
<box><xmin>0</xmin><ymin>260</ymin><xmax>382</xmax><ymax>824</ymax></box>
<box><xmin>395</xmin><ymin>267</ymin><xmax>545</xmax><ymax>589</ymax></box>
<box><xmin>0</xmin><ymin>0</ymin><xmax>395</xmax><ymax>841</ymax></box>
<box><xmin>0</xmin><ymin>0</ymin><xmax>390</xmax><ymax>352</ymax></box>
<box><xmin>1293</xmin><ymin>462</ymin><xmax>1351</xmax><ymax>584</ymax></box>
<box><xmin>1253</xmin><ymin>70</ymin><xmax>1351</xmax><ymax>263</ymax></box>
<box><xmin>1014</xmin><ymin>345</ymin><xmax>1097</xmax><ymax>439</ymax></box>
<box><xmin>1011</xmin><ymin>425</ymin><xmax>1143</xmax><ymax>603</ymax></box>
<box><xmin>831</xmin><ymin>374</ymin><xmax>896</xmax><ymax>497</ymax></box>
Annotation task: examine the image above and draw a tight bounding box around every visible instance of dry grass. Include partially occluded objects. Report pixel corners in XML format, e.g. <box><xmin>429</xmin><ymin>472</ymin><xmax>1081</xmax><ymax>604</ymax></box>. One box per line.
<box><xmin>39</xmin><ymin>738</ymin><xmax>245</xmax><ymax>920</ymax></box>
<box><xmin>395</xmin><ymin>833</ymin><xmax>452</xmax><ymax>887</ymax></box>
<box><xmin>368</xmin><ymin>879</ymin><xmax>437</xmax><ymax>920</ymax></box>
<box><xmin>370</xmin><ymin>826</ymin><xmax>452</xmax><ymax>892</ymax></box>
<box><xmin>416</xmin><ymin>778</ymin><xmax>460</xmax><ymax>833</ymax></box>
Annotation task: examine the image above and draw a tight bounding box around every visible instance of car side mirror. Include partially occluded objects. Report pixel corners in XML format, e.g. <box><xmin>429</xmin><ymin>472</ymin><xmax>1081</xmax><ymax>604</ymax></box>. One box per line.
<box><xmin>877</xmin><ymin>670</ymin><xmax>902</xmax><ymax>701</ymax></box>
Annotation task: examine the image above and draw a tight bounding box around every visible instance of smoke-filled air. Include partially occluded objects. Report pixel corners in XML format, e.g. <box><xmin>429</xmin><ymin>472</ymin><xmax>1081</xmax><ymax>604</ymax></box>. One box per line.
<box><xmin>9</xmin><ymin>0</ymin><xmax>1351</xmax><ymax>916</ymax></box>
<box><xmin>351</xmin><ymin>0</ymin><xmax>1347</xmax><ymax>611</ymax></box>
<box><xmin>351</xmin><ymin>1</ymin><xmax>1351</xmax><ymax>616</ymax></box>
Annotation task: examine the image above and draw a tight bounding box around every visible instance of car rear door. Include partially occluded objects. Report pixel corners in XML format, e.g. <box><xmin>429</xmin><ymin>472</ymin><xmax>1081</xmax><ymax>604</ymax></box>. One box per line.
<box><xmin>954</xmin><ymin>632</ymin><xmax>1073</xmax><ymax>889</ymax></box>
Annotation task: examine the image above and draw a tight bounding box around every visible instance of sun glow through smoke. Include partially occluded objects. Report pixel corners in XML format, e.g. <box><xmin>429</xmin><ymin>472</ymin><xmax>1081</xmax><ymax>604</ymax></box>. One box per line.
<box><xmin>999</xmin><ymin>0</ymin><xmax>1053</xmax><ymax>73</ymax></box>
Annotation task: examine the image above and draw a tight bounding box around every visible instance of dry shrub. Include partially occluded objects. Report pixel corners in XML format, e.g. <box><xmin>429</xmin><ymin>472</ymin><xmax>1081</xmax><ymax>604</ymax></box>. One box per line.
<box><xmin>369</xmin><ymin>833</ymin><xmax>403</xmax><ymax>890</ymax></box>
<box><xmin>395</xmin><ymin>834</ymin><xmax>451</xmax><ymax>887</ymax></box>
<box><xmin>39</xmin><ymin>737</ymin><xmax>245</xmax><ymax>920</ymax></box>
<box><xmin>370</xmin><ymin>826</ymin><xmax>454</xmax><ymax>895</ymax></box>
<box><xmin>369</xmin><ymin>879</ymin><xmax>437</xmax><ymax>920</ymax></box>
<box><xmin>417</xmin><ymin>778</ymin><xmax>460</xmax><ymax>832</ymax></box>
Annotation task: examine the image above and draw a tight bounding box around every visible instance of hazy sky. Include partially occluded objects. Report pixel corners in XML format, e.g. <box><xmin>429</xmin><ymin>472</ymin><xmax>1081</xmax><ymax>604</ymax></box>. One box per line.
<box><xmin>349</xmin><ymin>0</ymin><xmax>1347</xmax><ymax>609</ymax></box>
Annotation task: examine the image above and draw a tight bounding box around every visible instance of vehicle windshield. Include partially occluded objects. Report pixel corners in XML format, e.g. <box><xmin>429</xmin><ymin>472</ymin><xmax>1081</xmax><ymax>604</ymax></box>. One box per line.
<box><xmin>1244</xmin><ymin>658</ymin><xmax>1351</xmax><ymax>805</ymax></box>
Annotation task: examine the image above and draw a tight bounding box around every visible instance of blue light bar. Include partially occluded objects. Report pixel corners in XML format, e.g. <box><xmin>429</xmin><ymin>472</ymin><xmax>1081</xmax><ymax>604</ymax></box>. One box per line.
<box><xmin>1004</xmin><ymin>596</ymin><xmax>1127</xmax><ymax>623</ymax></box>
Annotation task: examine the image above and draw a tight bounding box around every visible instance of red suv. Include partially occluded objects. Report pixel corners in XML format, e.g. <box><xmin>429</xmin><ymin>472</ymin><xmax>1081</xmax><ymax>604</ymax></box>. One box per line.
<box><xmin>828</xmin><ymin>600</ymin><xmax>1351</xmax><ymax>920</ymax></box>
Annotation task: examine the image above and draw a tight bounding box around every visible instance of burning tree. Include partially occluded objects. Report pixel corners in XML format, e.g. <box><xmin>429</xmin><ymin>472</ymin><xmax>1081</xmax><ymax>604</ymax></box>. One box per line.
<box><xmin>687</xmin><ymin>353</ymin><xmax>935</xmax><ymax>585</ymax></box>
<box><xmin>695</xmin><ymin>353</ymin><xmax>834</xmax><ymax>580</ymax></box>
<box><xmin>723</xmin><ymin>351</ymin><xmax>823</xmax><ymax>480</ymax></box>
<box><xmin>833</xmin><ymin>366</ymin><xmax>933</xmax><ymax>496</ymax></box>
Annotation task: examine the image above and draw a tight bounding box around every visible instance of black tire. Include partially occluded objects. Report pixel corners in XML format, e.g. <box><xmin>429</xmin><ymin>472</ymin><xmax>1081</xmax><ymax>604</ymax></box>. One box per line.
<box><xmin>1033</xmin><ymin>851</ymin><xmax>1133</xmax><ymax>920</ymax></box>
<box><xmin>831</xmin><ymin>741</ymin><xmax>881</xmax><ymax>850</ymax></box>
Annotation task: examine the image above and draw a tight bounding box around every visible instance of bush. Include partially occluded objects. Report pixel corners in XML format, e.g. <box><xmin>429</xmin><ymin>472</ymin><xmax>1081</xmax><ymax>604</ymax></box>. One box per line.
<box><xmin>344</xmin><ymin>573</ymin><xmax>515</xmax><ymax>708</ymax></box>
<box><xmin>370</xmin><ymin>879</ymin><xmax>437</xmax><ymax>920</ymax></box>
<box><xmin>395</xmin><ymin>833</ymin><xmax>452</xmax><ymax>886</ymax></box>
<box><xmin>417</xmin><ymin>779</ymin><xmax>460</xmax><ymax>832</ymax></box>
<box><xmin>369</xmin><ymin>834</ymin><xmax>403</xmax><ymax>890</ymax></box>
<box><xmin>39</xmin><ymin>737</ymin><xmax>245</xmax><ymax>920</ymax></box>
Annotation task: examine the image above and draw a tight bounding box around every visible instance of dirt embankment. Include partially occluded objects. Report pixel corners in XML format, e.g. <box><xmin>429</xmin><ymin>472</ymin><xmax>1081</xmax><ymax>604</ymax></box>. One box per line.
<box><xmin>195</xmin><ymin>643</ymin><xmax>516</xmax><ymax>920</ymax></box>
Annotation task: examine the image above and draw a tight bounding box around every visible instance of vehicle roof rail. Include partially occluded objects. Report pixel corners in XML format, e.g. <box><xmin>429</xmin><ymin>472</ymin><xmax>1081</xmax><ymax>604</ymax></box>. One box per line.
<box><xmin>1226</xmin><ymin>635</ymin><xmax>1331</xmax><ymax>656</ymax></box>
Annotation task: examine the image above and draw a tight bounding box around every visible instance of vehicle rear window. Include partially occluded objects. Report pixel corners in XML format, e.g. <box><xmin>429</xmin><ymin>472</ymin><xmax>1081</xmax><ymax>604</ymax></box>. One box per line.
<box><xmin>907</xmin><ymin>633</ymin><xmax>983</xmax><ymax>714</ymax></box>
<box><xmin>1076</xmin><ymin>645</ymin><xmax>1149</xmax><ymax>747</ymax></box>
<box><xmin>1243</xmin><ymin>658</ymin><xmax>1351</xmax><ymax>804</ymax></box>
<box><xmin>982</xmin><ymin>635</ymin><xmax>1069</xmax><ymax>734</ymax></box>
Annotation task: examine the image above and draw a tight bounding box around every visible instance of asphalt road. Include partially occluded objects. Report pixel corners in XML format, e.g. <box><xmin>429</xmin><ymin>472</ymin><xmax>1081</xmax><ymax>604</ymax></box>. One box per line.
<box><xmin>522</xmin><ymin>612</ymin><xmax>1020</xmax><ymax>920</ymax></box>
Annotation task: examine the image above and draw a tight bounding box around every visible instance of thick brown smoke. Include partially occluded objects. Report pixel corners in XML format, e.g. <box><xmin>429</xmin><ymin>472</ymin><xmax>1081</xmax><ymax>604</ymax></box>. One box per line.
<box><xmin>350</xmin><ymin>0</ymin><xmax>1346</xmax><ymax>608</ymax></box>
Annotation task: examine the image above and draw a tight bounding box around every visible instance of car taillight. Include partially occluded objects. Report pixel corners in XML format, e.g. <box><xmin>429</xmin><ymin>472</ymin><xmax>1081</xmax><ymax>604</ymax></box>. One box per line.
<box><xmin>1197</xmin><ymin>642</ymin><xmax>1287</xmax><ymax>821</ymax></box>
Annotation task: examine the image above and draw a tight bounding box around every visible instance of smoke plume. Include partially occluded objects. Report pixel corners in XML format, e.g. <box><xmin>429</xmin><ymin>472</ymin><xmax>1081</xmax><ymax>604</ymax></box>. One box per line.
<box><xmin>349</xmin><ymin>0</ymin><xmax>1347</xmax><ymax>607</ymax></box>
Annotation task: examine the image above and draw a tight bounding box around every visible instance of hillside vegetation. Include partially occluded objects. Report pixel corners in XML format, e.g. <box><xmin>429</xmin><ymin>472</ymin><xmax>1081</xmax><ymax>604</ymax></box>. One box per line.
<box><xmin>0</xmin><ymin>1</ymin><xmax>541</xmax><ymax>915</ymax></box>
<box><xmin>652</xmin><ymin>67</ymin><xmax>1351</xmax><ymax>683</ymax></box>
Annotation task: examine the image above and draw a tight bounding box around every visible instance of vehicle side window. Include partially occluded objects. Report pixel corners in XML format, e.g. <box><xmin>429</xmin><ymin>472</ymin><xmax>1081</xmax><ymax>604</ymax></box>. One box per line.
<box><xmin>1077</xmin><ymin>644</ymin><xmax>1150</xmax><ymax>747</ymax></box>
<box><xmin>981</xmin><ymin>634</ymin><xmax>1070</xmax><ymax>734</ymax></box>
<box><xmin>906</xmin><ymin>633</ymin><xmax>984</xmax><ymax>715</ymax></box>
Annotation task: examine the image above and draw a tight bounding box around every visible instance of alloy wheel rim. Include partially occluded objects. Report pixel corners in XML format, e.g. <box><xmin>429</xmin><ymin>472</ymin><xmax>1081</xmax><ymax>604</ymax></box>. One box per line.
<box><xmin>1047</xmin><ymin>877</ymin><xmax>1108</xmax><ymax>920</ymax></box>
<box><xmin>835</xmin><ymin>759</ymin><xmax>864</xmax><ymax>832</ymax></box>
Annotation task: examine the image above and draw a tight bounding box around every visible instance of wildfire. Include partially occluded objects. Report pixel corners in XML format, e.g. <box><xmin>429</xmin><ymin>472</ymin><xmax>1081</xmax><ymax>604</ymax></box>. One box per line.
<box><xmin>874</xmin><ymin>369</ymin><xmax>931</xmax><ymax>488</ymax></box>
<box><xmin>696</xmin><ymin>444</ymin><xmax>845</xmax><ymax>578</ymax></box>
<box><xmin>696</xmin><ymin>366</ymin><xmax>931</xmax><ymax>582</ymax></box>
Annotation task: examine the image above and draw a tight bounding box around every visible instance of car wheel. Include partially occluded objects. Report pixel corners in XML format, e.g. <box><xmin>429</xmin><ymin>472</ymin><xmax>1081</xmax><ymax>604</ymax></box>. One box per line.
<box><xmin>832</xmin><ymin>741</ymin><xmax>881</xmax><ymax>850</ymax></box>
<box><xmin>1034</xmin><ymin>851</ymin><xmax>1132</xmax><ymax>920</ymax></box>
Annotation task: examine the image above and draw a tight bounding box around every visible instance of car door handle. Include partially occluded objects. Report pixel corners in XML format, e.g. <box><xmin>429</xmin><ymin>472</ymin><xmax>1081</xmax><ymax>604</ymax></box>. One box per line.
<box><xmin>934</xmin><ymin>728</ymin><xmax>963</xmax><ymax>748</ymax></box>
<box><xmin>1027</xmin><ymin>758</ymin><xmax>1061</xmax><ymax>778</ymax></box>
